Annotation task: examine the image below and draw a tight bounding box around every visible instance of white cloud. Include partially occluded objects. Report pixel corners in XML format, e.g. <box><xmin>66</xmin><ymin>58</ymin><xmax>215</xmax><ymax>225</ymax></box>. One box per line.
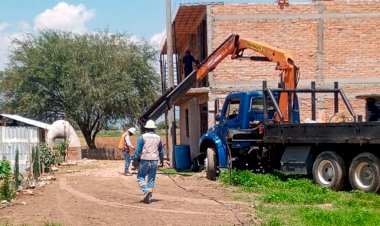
<box><xmin>0</xmin><ymin>22</ymin><xmax>31</xmax><ymax>70</ymax></box>
<box><xmin>149</xmin><ymin>30</ymin><xmax>166</xmax><ymax>76</ymax></box>
<box><xmin>150</xmin><ymin>30</ymin><xmax>166</xmax><ymax>49</ymax></box>
<box><xmin>0</xmin><ymin>23</ymin><xmax>12</xmax><ymax>70</ymax></box>
<box><xmin>0</xmin><ymin>2</ymin><xmax>95</xmax><ymax>70</ymax></box>
<box><xmin>17</xmin><ymin>21</ymin><xmax>32</xmax><ymax>31</ymax></box>
<box><xmin>129</xmin><ymin>35</ymin><xmax>140</xmax><ymax>43</ymax></box>
<box><xmin>34</xmin><ymin>2</ymin><xmax>95</xmax><ymax>34</ymax></box>
<box><xmin>0</xmin><ymin>23</ymin><xmax>8</xmax><ymax>31</ymax></box>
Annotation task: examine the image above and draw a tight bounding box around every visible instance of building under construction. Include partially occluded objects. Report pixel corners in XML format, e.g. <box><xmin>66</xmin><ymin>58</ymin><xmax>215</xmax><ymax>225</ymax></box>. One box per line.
<box><xmin>157</xmin><ymin>1</ymin><xmax>380</xmax><ymax>159</ymax></box>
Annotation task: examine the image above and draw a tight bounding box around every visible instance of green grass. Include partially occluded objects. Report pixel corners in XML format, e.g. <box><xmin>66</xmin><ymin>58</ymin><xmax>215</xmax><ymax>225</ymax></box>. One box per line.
<box><xmin>300</xmin><ymin>207</ymin><xmax>380</xmax><ymax>226</ymax></box>
<box><xmin>159</xmin><ymin>168</ymin><xmax>178</xmax><ymax>174</ymax></box>
<box><xmin>158</xmin><ymin>168</ymin><xmax>194</xmax><ymax>176</ymax></box>
<box><xmin>219</xmin><ymin>170</ymin><xmax>380</xmax><ymax>226</ymax></box>
<box><xmin>43</xmin><ymin>223</ymin><xmax>63</xmax><ymax>226</ymax></box>
<box><xmin>92</xmin><ymin>130</ymin><xmax>123</xmax><ymax>137</ymax></box>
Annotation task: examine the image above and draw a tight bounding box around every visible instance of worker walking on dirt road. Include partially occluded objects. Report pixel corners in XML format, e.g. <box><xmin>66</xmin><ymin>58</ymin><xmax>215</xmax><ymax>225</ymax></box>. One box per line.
<box><xmin>133</xmin><ymin>119</ymin><xmax>164</xmax><ymax>204</ymax></box>
<box><xmin>118</xmin><ymin>127</ymin><xmax>136</xmax><ymax>176</ymax></box>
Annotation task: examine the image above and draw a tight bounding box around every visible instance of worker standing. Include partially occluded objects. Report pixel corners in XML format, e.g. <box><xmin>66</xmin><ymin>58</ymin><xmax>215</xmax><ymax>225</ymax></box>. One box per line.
<box><xmin>133</xmin><ymin>120</ymin><xmax>164</xmax><ymax>204</ymax></box>
<box><xmin>118</xmin><ymin>127</ymin><xmax>136</xmax><ymax>176</ymax></box>
<box><xmin>182</xmin><ymin>48</ymin><xmax>199</xmax><ymax>78</ymax></box>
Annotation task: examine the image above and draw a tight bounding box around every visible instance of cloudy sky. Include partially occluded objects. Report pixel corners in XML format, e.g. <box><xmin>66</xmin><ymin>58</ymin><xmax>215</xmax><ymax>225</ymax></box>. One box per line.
<box><xmin>0</xmin><ymin>0</ymin><xmax>280</xmax><ymax>70</ymax></box>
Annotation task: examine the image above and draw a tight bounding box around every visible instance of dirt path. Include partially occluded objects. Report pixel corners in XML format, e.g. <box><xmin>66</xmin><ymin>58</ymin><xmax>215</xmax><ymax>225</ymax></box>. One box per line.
<box><xmin>0</xmin><ymin>160</ymin><xmax>254</xmax><ymax>226</ymax></box>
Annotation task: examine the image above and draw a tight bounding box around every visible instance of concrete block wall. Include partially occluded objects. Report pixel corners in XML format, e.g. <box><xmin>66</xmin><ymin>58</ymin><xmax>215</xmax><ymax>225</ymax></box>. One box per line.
<box><xmin>208</xmin><ymin>2</ymin><xmax>380</xmax><ymax>121</ymax></box>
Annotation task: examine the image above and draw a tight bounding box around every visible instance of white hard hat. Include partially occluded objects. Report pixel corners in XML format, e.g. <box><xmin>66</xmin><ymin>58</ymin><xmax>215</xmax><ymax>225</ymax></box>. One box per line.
<box><xmin>144</xmin><ymin>120</ymin><xmax>157</xmax><ymax>129</ymax></box>
<box><xmin>128</xmin><ymin>127</ymin><xmax>136</xmax><ymax>134</ymax></box>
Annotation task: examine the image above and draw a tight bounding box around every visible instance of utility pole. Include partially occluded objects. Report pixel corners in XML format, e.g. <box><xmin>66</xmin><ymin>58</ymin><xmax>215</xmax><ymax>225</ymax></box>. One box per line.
<box><xmin>166</xmin><ymin>0</ymin><xmax>176</xmax><ymax>168</ymax></box>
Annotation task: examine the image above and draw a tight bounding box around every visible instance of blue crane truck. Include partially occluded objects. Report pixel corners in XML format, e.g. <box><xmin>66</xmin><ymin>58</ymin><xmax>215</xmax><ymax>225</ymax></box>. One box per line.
<box><xmin>199</xmin><ymin>81</ymin><xmax>380</xmax><ymax>193</ymax></box>
<box><xmin>140</xmin><ymin>34</ymin><xmax>380</xmax><ymax>193</ymax></box>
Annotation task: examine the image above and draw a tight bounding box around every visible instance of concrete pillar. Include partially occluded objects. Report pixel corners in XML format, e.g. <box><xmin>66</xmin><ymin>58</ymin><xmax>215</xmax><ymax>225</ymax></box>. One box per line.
<box><xmin>206</xmin><ymin>5</ymin><xmax>215</xmax><ymax>87</ymax></box>
<box><xmin>189</xmin><ymin>98</ymin><xmax>200</xmax><ymax>159</ymax></box>
<box><xmin>316</xmin><ymin>3</ymin><xmax>326</xmax><ymax>121</ymax></box>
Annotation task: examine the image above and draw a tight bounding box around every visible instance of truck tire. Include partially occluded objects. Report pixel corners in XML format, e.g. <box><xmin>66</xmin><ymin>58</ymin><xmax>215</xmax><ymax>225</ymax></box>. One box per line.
<box><xmin>349</xmin><ymin>153</ymin><xmax>380</xmax><ymax>193</ymax></box>
<box><xmin>206</xmin><ymin>147</ymin><xmax>217</xmax><ymax>181</ymax></box>
<box><xmin>312</xmin><ymin>151</ymin><xmax>346</xmax><ymax>191</ymax></box>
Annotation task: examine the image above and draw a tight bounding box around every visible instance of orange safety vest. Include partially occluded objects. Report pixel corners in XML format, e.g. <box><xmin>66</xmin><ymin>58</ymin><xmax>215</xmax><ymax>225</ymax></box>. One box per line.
<box><xmin>117</xmin><ymin>132</ymin><xmax>129</xmax><ymax>149</ymax></box>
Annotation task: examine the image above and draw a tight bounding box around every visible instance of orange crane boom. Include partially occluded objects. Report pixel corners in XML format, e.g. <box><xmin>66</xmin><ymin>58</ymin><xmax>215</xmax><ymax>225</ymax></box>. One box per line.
<box><xmin>139</xmin><ymin>34</ymin><xmax>299</xmax><ymax>125</ymax></box>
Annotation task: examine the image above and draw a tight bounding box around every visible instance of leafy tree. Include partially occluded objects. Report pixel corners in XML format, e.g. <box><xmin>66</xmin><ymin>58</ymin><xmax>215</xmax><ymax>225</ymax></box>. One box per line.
<box><xmin>1</xmin><ymin>30</ymin><xmax>159</xmax><ymax>148</ymax></box>
<box><xmin>156</xmin><ymin>120</ymin><xmax>167</xmax><ymax>131</ymax></box>
<box><xmin>156</xmin><ymin>119</ymin><xmax>179</xmax><ymax>131</ymax></box>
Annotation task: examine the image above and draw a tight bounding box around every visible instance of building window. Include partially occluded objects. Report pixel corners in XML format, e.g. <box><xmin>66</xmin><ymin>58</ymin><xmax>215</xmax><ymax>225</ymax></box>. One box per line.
<box><xmin>185</xmin><ymin>109</ymin><xmax>189</xmax><ymax>137</ymax></box>
<box><xmin>200</xmin><ymin>103</ymin><xmax>208</xmax><ymax>135</ymax></box>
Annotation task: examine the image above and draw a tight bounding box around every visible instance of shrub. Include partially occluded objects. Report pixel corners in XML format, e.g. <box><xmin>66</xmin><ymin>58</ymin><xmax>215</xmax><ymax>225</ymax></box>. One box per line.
<box><xmin>0</xmin><ymin>160</ymin><xmax>15</xmax><ymax>201</ymax></box>
<box><xmin>55</xmin><ymin>141</ymin><xmax>67</xmax><ymax>162</ymax></box>
<box><xmin>38</xmin><ymin>143</ymin><xmax>60</xmax><ymax>172</ymax></box>
<box><xmin>32</xmin><ymin>147</ymin><xmax>40</xmax><ymax>178</ymax></box>
<box><xmin>0</xmin><ymin>160</ymin><xmax>11</xmax><ymax>179</ymax></box>
<box><xmin>14</xmin><ymin>149</ymin><xmax>20</xmax><ymax>188</ymax></box>
<box><xmin>0</xmin><ymin>176</ymin><xmax>15</xmax><ymax>201</ymax></box>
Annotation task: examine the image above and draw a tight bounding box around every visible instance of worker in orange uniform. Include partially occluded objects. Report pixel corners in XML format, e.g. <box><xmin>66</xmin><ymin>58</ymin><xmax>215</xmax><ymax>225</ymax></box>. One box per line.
<box><xmin>118</xmin><ymin>127</ymin><xmax>136</xmax><ymax>176</ymax></box>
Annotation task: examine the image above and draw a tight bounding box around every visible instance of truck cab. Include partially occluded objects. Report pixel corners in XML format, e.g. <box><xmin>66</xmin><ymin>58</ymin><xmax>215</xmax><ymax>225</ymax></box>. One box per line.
<box><xmin>200</xmin><ymin>90</ymin><xmax>299</xmax><ymax>180</ymax></box>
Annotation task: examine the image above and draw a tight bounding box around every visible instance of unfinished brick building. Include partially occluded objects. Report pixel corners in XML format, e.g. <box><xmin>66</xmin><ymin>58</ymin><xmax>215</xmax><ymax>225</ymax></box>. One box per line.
<box><xmin>160</xmin><ymin>1</ymin><xmax>380</xmax><ymax>158</ymax></box>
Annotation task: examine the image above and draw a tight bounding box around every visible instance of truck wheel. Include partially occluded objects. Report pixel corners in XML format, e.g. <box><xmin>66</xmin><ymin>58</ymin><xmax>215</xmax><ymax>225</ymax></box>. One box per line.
<box><xmin>312</xmin><ymin>151</ymin><xmax>346</xmax><ymax>191</ymax></box>
<box><xmin>206</xmin><ymin>147</ymin><xmax>217</xmax><ymax>181</ymax></box>
<box><xmin>349</xmin><ymin>153</ymin><xmax>380</xmax><ymax>193</ymax></box>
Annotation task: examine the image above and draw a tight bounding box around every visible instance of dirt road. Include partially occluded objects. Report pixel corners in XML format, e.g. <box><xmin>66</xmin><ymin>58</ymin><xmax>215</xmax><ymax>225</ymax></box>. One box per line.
<box><xmin>0</xmin><ymin>160</ymin><xmax>254</xmax><ymax>226</ymax></box>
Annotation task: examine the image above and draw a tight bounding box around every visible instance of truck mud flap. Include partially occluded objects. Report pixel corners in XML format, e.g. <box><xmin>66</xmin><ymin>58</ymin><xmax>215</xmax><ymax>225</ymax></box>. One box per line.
<box><xmin>280</xmin><ymin>146</ymin><xmax>313</xmax><ymax>175</ymax></box>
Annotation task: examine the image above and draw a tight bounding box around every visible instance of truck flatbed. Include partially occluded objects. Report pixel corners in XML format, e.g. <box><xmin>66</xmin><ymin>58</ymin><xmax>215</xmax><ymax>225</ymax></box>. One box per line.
<box><xmin>264</xmin><ymin>121</ymin><xmax>380</xmax><ymax>145</ymax></box>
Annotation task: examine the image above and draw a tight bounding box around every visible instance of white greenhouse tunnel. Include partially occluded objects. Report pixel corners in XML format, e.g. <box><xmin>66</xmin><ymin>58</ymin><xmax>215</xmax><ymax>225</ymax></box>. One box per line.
<box><xmin>46</xmin><ymin>120</ymin><xmax>81</xmax><ymax>150</ymax></box>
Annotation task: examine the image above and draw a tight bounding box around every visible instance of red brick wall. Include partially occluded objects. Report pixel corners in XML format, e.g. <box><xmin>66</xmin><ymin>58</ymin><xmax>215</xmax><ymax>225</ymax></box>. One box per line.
<box><xmin>211</xmin><ymin>3</ymin><xmax>319</xmax><ymax>81</ymax></box>
<box><xmin>210</xmin><ymin>2</ymin><xmax>380</xmax><ymax>121</ymax></box>
<box><xmin>298</xmin><ymin>96</ymin><xmax>366</xmax><ymax>122</ymax></box>
<box><xmin>323</xmin><ymin>17</ymin><xmax>380</xmax><ymax>79</ymax></box>
<box><xmin>67</xmin><ymin>147</ymin><xmax>81</xmax><ymax>161</ymax></box>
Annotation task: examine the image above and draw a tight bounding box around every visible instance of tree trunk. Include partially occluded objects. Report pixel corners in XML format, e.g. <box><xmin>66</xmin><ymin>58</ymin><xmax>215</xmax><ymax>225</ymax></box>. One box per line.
<box><xmin>77</xmin><ymin>117</ymin><xmax>103</xmax><ymax>150</ymax></box>
<box><xmin>78</xmin><ymin>124</ymin><xmax>97</xmax><ymax>149</ymax></box>
<box><xmin>83</xmin><ymin>131</ymin><xmax>97</xmax><ymax>149</ymax></box>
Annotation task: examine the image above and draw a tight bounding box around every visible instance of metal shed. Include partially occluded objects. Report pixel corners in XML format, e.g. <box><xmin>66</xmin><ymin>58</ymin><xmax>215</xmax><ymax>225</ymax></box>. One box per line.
<box><xmin>0</xmin><ymin>114</ymin><xmax>51</xmax><ymax>172</ymax></box>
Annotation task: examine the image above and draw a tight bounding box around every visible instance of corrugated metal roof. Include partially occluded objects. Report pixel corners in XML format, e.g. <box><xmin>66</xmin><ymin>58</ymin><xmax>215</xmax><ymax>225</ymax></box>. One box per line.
<box><xmin>1</xmin><ymin>114</ymin><xmax>51</xmax><ymax>130</ymax></box>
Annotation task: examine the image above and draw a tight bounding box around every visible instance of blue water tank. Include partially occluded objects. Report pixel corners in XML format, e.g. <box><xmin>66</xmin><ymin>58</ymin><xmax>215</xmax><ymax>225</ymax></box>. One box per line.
<box><xmin>175</xmin><ymin>145</ymin><xmax>191</xmax><ymax>170</ymax></box>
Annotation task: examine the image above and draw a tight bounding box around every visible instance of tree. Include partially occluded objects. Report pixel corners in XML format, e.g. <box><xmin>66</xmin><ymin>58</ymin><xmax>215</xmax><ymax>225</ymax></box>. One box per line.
<box><xmin>156</xmin><ymin>119</ymin><xmax>179</xmax><ymax>131</ymax></box>
<box><xmin>156</xmin><ymin>120</ymin><xmax>168</xmax><ymax>131</ymax></box>
<box><xmin>0</xmin><ymin>30</ymin><xmax>159</xmax><ymax>148</ymax></box>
